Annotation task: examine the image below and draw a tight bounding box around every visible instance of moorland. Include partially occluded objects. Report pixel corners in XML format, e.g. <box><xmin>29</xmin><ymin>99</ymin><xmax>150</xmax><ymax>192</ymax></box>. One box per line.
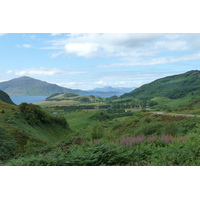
<box><xmin>1</xmin><ymin>70</ymin><xmax>200</xmax><ymax>166</ymax></box>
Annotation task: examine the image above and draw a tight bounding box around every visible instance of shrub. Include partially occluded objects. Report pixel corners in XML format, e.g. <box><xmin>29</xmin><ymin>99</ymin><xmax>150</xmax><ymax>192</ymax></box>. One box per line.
<box><xmin>90</xmin><ymin>111</ymin><xmax>112</xmax><ymax>121</ymax></box>
<box><xmin>150</xmin><ymin>143</ymin><xmax>195</xmax><ymax>166</ymax></box>
<box><xmin>134</xmin><ymin>121</ymin><xmax>164</xmax><ymax>136</ymax></box>
<box><xmin>163</xmin><ymin>123</ymin><xmax>178</xmax><ymax>136</ymax></box>
<box><xmin>19</xmin><ymin>103</ymin><xmax>69</xmax><ymax>128</ymax></box>
<box><xmin>91</xmin><ymin>124</ymin><xmax>104</xmax><ymax>140</ymax></box>
<box><xmin>0</xmin><ymin>127</ymin><xmax>19</xmax><ymax>161</ymax></box>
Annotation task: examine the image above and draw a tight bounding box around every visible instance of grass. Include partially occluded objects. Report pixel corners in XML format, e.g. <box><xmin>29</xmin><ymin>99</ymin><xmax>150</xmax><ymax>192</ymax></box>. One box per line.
<box><xmin>0</xmin><ymin>100</ymin><xmax>17</xmax><ymax>119</ymax></box>
<box><xmin>64</xmin><ymin>110</ymin><xmax>100</xmax><ymax>132</ymax></box>
<box><xmin>36</xmin><ymin>100</ymin><xmax>80</xmax><ymax>106</ymax></box>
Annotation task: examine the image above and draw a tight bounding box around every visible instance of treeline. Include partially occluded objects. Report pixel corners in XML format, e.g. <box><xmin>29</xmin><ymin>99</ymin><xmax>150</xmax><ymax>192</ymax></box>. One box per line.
<box><xmin>52</xmin><ymin>105</ymin><xmax>97</xmax><ymax>112</ymax></box>
<box><xmin>90</xmin><ymin>109</ymin><xmax>133</xmax><ymax>121</ymax></box>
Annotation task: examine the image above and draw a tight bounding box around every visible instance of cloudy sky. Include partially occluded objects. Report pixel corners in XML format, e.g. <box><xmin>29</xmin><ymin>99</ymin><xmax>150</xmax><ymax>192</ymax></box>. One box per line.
<box><xmin>1</xmin><ymin>33</ymin><xmax>200</xmax><ymax>90</ymax></box>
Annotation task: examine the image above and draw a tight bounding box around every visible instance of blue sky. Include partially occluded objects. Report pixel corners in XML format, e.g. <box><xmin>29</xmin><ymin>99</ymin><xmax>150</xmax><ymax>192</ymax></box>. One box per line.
<box><xmin>1</xmin><ymin>33</ymin><xmax>200</xmax><ymax>90</ymax></box>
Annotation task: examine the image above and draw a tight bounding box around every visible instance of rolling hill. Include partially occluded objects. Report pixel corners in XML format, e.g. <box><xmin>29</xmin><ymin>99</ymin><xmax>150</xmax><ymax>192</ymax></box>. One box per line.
<box><xmin>121</xmin><ymin>70</ymin><xmax>200</xmax><ymax>100</ymax></box>
<box><xmin>0</xmin><ymin>76</ymin><xmax>86</xmax><ymax>96</ymax></box>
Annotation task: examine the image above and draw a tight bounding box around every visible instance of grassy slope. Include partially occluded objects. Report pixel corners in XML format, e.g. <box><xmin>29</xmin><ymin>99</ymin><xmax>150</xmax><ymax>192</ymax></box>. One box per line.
<box><xmin>64</xmin><ymin>110</ymin><xmax>96</xmax><ymax>132</ymax></box>
<box><xmin>64</xmin><ymin>109</ymin><xmax>200</xmax><ymax>142</ymax></box>
<box><xmin>0</xmin><ymin>90</ymin><xmax>15</xmax><ymax>105</ymax></box>
<box><xmin>45</xmin><ymin>93</ymin><xmax>104</xmax><ymax>103</ymax></box>
<box><xmin>0</xmin><ymin>101</ymin><xmax>72</xmax><ymax>162</ymax></box>
<box><xmin>121</xmin><ymin>70</ymin><xmax>200</xmax><ymax>100</ymax></box>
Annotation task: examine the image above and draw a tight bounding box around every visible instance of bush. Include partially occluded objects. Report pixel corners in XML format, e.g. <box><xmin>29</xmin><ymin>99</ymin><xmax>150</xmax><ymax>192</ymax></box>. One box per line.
<box><xmin>91</xmin><ymin>124</ymin><xmax>104</xmax><ymax>140</ymax></box>
<box><xmin>19</xmin><ymin>103</ymin><xmax>69</xmax><ymax>128</ymax></box>
<box><xmin>134</xmin><ymin>121</ymin><xmax>164</xmax><ymax>136</ymax></box>
<box><xmin>150</xmin><ymin>143</ymin><xmax>196</xmax><ymax>166</ymax></box>
<box><xmin>0</xmin><ymin>127</ymin><xmax>19</xmax><ymax>161</ymax></box>
<box><xmin>177</xmin><ymin>117</ymin><xmax>200</xmax><ymax>135</ymax></box>
<box><xmin>149</xmin><ymin>133</ymin><xmax>200</xmax><ymax>166</ymax></box>
<box><xmin>90</xmin><ymin>111</ymin><xmax>112</xmax><ymax>121</ymax></box>
<box><xmin>6</xmin><ymin>141</ymin><xmax>134</xmax><ymax>166</ymax></box>
<box><xmin>163</xmin><ymin>123</ymin><xmax>178</xmax><ymax>136</ymax></box>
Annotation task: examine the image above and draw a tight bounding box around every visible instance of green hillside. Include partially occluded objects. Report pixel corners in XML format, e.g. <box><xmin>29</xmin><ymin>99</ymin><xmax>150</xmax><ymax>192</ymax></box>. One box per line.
<box><xmin>0</xmin><ymin>101</ymin><xmax>71</xmax><ymax>162</ymax></box>
<box><xmin>45</xmin><ymin>93</ymin><xmax>79</xmax><ymax>101</ymax></box>
<box><xmin>0</xmin><ymin>90</ymin><xmax>15</xmax><ymax>104</ymax></box>
<box><xmin>45</xmin><ymin>92</ymin><xmax>104</xmax><ymax>104</ymax></box>
<box><xmin>0</xmin><ymin>76</ymin><xmax>86</xmax><ymax>96</ymax></box>
<box><xmin>121</xmin><ymin>70</ymin><xmax>200</xmax><ymax>100</ymax></box>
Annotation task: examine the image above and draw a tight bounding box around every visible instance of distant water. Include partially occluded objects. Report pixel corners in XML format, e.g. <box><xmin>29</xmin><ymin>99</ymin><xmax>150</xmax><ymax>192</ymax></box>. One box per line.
<box><xmin>82</xmin><ymin>92</ymin><xmax>124</xmax><ymax>98</ymax></box>
<box><xmin>11</xmin><ymin>93</ymin><xmax>124</xmax><ymax>105</ymax></box>
<box><xmin>11</xmin><ymin>96</ymin><xmax>48</xmax><ymax>105</ymax></box>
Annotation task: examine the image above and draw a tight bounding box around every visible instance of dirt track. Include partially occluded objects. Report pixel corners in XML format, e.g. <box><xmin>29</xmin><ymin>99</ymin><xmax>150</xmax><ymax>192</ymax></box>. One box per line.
<box><xmin>152</xmin><ymin>112</ymin><xmax>200</xmax><ymax>118</ymax></box>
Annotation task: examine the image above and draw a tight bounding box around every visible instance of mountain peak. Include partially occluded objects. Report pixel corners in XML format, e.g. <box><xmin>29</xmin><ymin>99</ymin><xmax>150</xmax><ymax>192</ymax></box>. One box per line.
<box><xmin>20</xmin><ymin>76</ymin><xmax>32</xmax><ymax>78</ymax></box>
<box><xmin>0</xmin><ymin>77</ymin><xmax>85</xmax><ymax>96</ymax></box>
<box><xmin>14</xmin><ymin>76</ymin><xmax>38</xmax><ymax>81</ymax></box>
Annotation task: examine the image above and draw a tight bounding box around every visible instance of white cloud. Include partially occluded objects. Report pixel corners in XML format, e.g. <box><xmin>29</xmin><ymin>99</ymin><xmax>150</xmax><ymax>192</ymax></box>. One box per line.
<box><xmin>63</xmin><ymin>33</ymin><xmax>165</xmax><ymax>58</ymax></box>
<box><xmin>95</xmin><ymin>80</ymin><xmax>128</xmax><ymax>87</ymax></box>
<box><xmin>65</xmin><ymin>42</ymin><xmax>99</xmax><ymax>58</ymax></box>
<box><xmin>66</xmin><ymin>33</ymin><xmax>163</xmax><ymax>47</ymax></box>
<box><xmin>22</xmin><ymin>44</ymin><xmax>32</xmax><ymax>48</ymax></box>
<box><xmin>17</xmin><ymin>44</ymin><xmax>33</xmax><ymax>48</ymax></box>
<box><xmin>154</xmin><ymin>40</ymin><xmax>188</xmax><ymax>51</ymax></box>
<box><xmin>96</xmin><ymin>51</ymin><xmax>200</xmax><ymax>68</ymax></box>
<box><xmin>7</xmin><ymin>67</ymin><xmax>62</xmax><ymax>76</ymax></box>
<box><xmin>54</xmin><ymin>81</ymin><xmax>85</xmax><ymax>88</ymax></box>
<box><xmin>45</xmin><ymin>33</ymin><xmax>165</xmax><ymax>58</ymax></box>
<box><xmin>42</xmin><ymin>33</ymin><xmax>200</xmax><ymax>67</ymax></box>
<box><xmin>95</xmin><ymin>80</ymin><xmax>107</xmax><ymax>85</ymax></box>
<box><xmin>51</xmin><ymin>33</ymin><xmax>62</xmax><ymax>36</ymax></box>
<box><xmin>6</xmin><ymin>67</ymin><xmax>87</xmax><ymax>77</ymax></box>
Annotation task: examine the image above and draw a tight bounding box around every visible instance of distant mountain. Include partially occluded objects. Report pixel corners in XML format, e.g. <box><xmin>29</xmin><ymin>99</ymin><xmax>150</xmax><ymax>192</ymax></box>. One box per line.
<box><xmin>0</xmin><ymin>76</ymin><xmax>86</xmax><ymax>96</ymax></box>
<box><xmin>121</xmin><ymin>70</ymin><xmax>200</xmax><ymax>100</ymax></box>
<box><xmin>0</xmin><ymin>90</ymin><xmax>15</xmax><ymax>104</ymax></box>
<box><xmin>90</xmin><ymin>86</ymin><xmax>136</xmax><ymax>93</ymax></box>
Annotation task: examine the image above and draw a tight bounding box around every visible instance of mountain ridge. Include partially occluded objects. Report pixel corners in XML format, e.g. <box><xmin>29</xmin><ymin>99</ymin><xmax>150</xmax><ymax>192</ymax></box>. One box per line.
<box><xmin>0</xmin><ymin>76</ymin><xmax>87</xmax><ymax>96</ymax></box>
<box><xmin>121</xmin><ymin>70</ymin><xmax>200</xmax><ymax>100</ymax></box>
<box><xmin>89</xmin><ymin>86</ymin><xmax>136</xmax><ymax>93</ymax></box>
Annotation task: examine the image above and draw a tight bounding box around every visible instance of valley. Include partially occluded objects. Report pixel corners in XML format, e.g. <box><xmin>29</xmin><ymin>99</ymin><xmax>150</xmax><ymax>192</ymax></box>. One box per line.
<box><xmin>1</xmin><ymin>70</ymin><xmax>200</xmax><ymax>166</ymax></box>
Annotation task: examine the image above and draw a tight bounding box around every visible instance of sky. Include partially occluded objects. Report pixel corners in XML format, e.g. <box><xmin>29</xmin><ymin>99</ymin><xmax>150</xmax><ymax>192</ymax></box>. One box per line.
<box><xmin>1</xmin><ymin>33</ymin><xmax>200</xmax><ymax>90</ymax></box>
